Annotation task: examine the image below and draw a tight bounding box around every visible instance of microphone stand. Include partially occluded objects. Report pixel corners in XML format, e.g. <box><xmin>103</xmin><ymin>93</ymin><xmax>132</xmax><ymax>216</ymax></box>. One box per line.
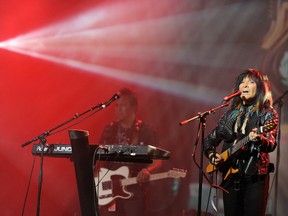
<box><xmin>20</xmin><ymin>93</ymin><xmax>120</xmax><ymax>216</ymax></box>
<box><xmin>180</xmin><ymin>101</ymin><xmax>230</xmax><ymax>216</ymax></box>
<box><xmin>272</xmin><ymin>90</ymin><xmax>288</xmax><ymax>216</ymax></box>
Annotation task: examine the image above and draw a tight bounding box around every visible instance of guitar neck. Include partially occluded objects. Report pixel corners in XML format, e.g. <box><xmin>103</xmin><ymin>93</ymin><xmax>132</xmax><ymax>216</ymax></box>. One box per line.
<box><xmin>230</xmin><ymin>124</ymin><xmax>267</xmax><ymax>156</ymax></box>
<box><xmin>230</xmin><ymin>135</ymin><xmax>250</xmax><ymax>156</ymax></box>
<box><xmin>120</xmin><ymin>172</ymin><xmax>169</xmax><ymax>186</ymax></box>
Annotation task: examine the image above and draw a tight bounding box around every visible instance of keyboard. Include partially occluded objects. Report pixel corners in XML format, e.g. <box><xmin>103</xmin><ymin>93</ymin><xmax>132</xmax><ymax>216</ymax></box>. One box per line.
<box><xmin>32</xmin><ymin>144</ymin><xmax>170</xmax><ymax>162</ymax></box>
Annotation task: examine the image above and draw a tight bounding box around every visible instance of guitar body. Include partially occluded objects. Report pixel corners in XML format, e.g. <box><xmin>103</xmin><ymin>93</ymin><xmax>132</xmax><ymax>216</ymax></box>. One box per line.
<box><xmin>206</xmin><ymin>150</ymin><xmax>229</xmax><ymax>173</ymax></box>
<box><xmin>206</xmin><ymin>148</ymin><xmax>239</xmax><ymax>180</ymax></box>
<box><xmin>95</xmin><ymin>166</ymin><xmax>132</xmax><ymax>206</ymax></box>
<box><xmin>94</xmin><ymin>166</ymin><xmax>187</xmax><ymax>206</ymax></box>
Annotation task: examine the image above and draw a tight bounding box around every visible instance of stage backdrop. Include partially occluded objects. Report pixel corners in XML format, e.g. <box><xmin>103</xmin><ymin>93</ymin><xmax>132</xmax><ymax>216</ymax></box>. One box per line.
<box><xmin>1</xmin><ymin>0</ymin><xmax>288</xmax><ymax>215</ymax></box>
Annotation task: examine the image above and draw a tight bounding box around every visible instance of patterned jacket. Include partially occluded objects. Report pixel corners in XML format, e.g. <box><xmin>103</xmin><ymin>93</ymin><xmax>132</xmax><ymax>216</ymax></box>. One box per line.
<box><xmin>204</xmin><ymin>106</ymin><xmax>278</xmax><ymax>176</ymax></box>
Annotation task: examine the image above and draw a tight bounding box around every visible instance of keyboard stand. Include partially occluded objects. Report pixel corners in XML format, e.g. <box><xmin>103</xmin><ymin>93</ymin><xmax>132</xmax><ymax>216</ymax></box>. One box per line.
<box><xmin>69</xmin><ymin>129</ymin><xmax>100</xmax><ymax>216</ymax></box>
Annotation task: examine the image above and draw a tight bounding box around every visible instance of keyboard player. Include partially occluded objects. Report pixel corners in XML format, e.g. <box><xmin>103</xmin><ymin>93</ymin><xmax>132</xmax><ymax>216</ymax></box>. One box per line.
<box><xmin>96</xmin><ymin>88</ymin><xmax>162</xmax><ymax>216</ymax></box>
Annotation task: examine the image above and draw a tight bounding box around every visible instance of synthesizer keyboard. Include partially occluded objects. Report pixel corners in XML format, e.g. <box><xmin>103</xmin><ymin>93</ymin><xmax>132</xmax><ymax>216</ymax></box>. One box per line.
<box><xmin>32</xmin><ymin>143</ymin><xmax>170</xmax><ymax>162</ymax></box>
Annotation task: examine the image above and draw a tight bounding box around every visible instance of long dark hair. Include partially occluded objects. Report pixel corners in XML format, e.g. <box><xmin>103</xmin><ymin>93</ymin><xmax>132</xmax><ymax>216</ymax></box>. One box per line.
<box><xmin>230</xmin><ymin>68</ymin><xmax>273</xmax><ymax>111</ymax></box>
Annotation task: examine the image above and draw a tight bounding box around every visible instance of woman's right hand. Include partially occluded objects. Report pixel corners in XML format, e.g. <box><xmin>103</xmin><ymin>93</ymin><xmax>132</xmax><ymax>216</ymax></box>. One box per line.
<box><xmin>209</xmin><ymin>152</ymin><xmax>223</xmax><ymax>165</ymax></box>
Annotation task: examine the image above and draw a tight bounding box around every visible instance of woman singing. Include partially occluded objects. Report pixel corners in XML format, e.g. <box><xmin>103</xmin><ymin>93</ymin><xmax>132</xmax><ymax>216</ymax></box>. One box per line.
<box><xmin>204</xmin><ymin>69</ymin><xmax>278</xmax><ymax>216</ymax></box>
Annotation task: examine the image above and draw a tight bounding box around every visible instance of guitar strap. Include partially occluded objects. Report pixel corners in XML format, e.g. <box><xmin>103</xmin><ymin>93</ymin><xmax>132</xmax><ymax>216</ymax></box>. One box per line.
<box><xmin>131</xmin><ymin>119</ymin><xmax>142</xmax><ymax>145</ymax></box>
<box><xmin>234</xmin><ymin>109</ymin><xmax>259</xmax><ymax>177</ymax></box>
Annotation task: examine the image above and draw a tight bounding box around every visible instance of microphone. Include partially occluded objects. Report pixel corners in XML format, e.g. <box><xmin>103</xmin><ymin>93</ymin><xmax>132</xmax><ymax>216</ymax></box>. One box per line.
<box><xmin>103</xmin><ymin>92</ymin><xmax>121</xmax><ymax>107</ymax></box>
<box><xmin>223</xmin><ymin>90</ymin><xmax>241</xmax><ymax>101</ymax></box>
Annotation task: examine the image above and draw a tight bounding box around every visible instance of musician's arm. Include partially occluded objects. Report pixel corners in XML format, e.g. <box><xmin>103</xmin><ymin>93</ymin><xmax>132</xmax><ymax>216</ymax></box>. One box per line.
<box><xmin>251</xmin><ymin>109</ymin><xmax>278</xmax><ymax>153</ymax></box>
<box><xmin>145</xmin><ymin>159</ymin><xmax>162</xmax><ymax>173</ymax></box>
<box><xmin>137</xmin><ymin>160</ymin><xmax>163</xmax><ymax>183</ymax></box>
<box><xmin>137</xmin><ymin>123</ymin><xmax>163</xmax><ymax>182</ymax></box>
<box><xmin>204</xmin><ymin>113</ymin><xmax>230</xmax><ymax>163</ymax></box>
<box><xmin>260</xmin><ymin>109</ymin><xmax>278</xmax><ymax>152</ymax></box>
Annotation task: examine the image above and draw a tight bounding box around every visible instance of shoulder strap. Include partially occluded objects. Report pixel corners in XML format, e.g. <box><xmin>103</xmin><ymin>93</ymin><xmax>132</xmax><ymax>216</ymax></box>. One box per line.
<box><xmin>131</xmin><ymin>119</ymin><xmax>142</xmax><ymax>145</ymax></box>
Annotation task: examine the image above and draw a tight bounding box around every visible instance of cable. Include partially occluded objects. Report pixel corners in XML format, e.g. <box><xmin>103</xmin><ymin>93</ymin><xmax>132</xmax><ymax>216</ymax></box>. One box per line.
<box><xmin>21</xmin><ymin>155</ymin><xmax>37</xmax><ymax>216</ymax></box>
<box><xmin>92</xmin><ymin>146</ymin><xmax>122</xmax><ymax>213</ymax></box>
<box><xmin>205</xmin><ymin>183</ymin><xmax>213</xmax><ymax>216</ymax></box>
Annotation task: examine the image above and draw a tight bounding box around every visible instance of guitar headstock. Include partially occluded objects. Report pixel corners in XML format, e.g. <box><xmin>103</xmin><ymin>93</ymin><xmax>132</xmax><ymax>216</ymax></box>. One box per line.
<box><xmin>168</xmin><ymin>168</ymin><xmax>187</xmax><ymax>178</ymax></box>
<box><xmin>261</xmin><ymin>119</ymin><xmax>278</xmax><ymax>133</ymax></box>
